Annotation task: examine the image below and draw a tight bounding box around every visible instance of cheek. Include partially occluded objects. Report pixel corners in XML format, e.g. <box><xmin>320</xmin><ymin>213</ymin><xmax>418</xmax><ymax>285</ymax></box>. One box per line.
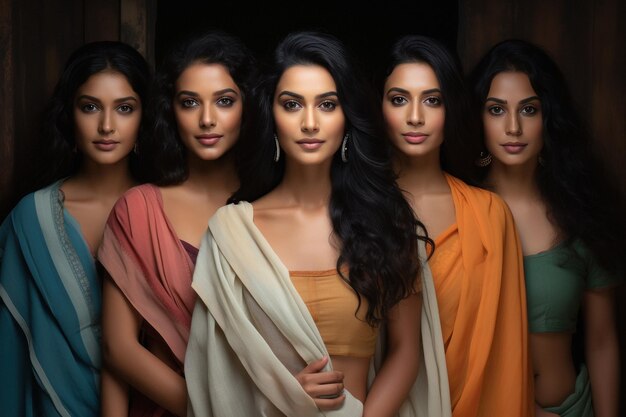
<box><xmin>219</xmin><ymin>108</ymin><xmax>243</xmax><ymax>134</ymax></box>
<box><xmin>482</xmin><ymin>116</ymin><xmax>501</xmax><ymax>146</ymax></box>
<box><xmin>73</xmin><ymin>113</ymin><xmax>95</xmax><ymax>141</ymax></box>
<box><xmin>430</xmin><ymin>109</ymin><xmax>445</xmax><ymax>135</ymax></box>
<box><xmin>174</xmin><ymin>109</ymin><xmax>195</xmax><ymax>134</ymax></box>
<box><xmin>119</xmin><ymin>113</ymin><xmax>142</xmax><ymax>138</ymax></box>
<box><xmin>382</xmin><ymin>105</ymin><xmax>404</xmax><ymax>133</ymax></box>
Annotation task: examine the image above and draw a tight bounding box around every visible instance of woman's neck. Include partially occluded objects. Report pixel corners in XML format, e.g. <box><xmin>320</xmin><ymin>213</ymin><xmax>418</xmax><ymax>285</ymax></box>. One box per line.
<box><xmin>394</xmin><ymin>151</ymin><xmax>448</xmax><ymax>195</ymax></box>
<box><xmin>486</xmin><ymin>160</ymin><xmax>540</xmax><ymax>201</ymax></box>
<box><xmin>71</xmin><ymin>159</ymin><xmax>135</xmax><ymax>198</ymax></box>
<box><xmin>274</xmin><ymin>160</ymin><xmax>333</xmax><ymax>209</ymax></box>
<box><xmin>183</xmin><ymin>152</ymin><xmax>239</xmax><ymax>198</ymax></box>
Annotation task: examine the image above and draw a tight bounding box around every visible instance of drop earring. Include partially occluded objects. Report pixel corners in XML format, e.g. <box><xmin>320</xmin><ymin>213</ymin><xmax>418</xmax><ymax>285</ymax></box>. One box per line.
<box><xmin>341</xmin><ymin>133</ymin><xmax>349</xmax><ymax>163</ymax></box>
<box><xmin>273</xmin><ymin>134</ymin><xmax>280</xmax><ymax>162</ymax></box>
<box><xmin>475</xmin><ymin>151</ymin><xmax>492</xmax><ymax>167</ymax></box>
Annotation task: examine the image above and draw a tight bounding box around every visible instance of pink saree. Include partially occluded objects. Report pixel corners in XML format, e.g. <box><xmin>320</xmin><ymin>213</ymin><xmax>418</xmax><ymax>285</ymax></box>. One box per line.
<box><xmin>98</xmin><ymin>184</ymin><xmax>197</xmax><ymax>417</ymax></box>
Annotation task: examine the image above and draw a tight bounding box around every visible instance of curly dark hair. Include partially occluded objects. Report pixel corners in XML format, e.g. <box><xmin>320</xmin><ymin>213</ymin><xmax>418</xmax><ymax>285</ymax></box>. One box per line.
<box><xmin>37</xmin><ymin>41</ymin><xmax>150</xmax><ymax>187</ymax></box>
<box><xmin>230</xmin><ymin>32</ymin><xmax>432</xmax><ymax>325</ymax></box>
<box><xmin>470</xmin><ymin>39</ymin><xmax>625</xmax><ymax>275</ymax></box>
<box><xmin>141</xmin><ymin>31</ymin><xmax>257</xmax><ymax>185</ymax></box>
<box><xmin>381</xmin><ymin>35</ymin><xmax>482</xmax><ymax>185</ymax></box>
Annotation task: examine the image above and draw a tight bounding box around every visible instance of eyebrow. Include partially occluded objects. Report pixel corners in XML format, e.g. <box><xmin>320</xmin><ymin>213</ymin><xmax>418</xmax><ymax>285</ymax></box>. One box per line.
<box><xmin>386</xmin><ymin>87</ymin><xmax>441</xmax><ymax>96</ymax></box>
<box><xmin>176</xmin><ymin>88</ymin><xmax>239</xmax><ymax>98</ymax></box>
<box><xmin>76</xmin><ymin>95</ymin><xmax>138</xmax><ymax>103</ymax></box>
<box><xmin>485</xmin><ymin>95</ymin><xmax>540</xmax><ymax>105</ymax></box>
<box><xmin>277</xmin><ymin>90</ymin><xmax>338</xmax><ymax>100</ymax></box>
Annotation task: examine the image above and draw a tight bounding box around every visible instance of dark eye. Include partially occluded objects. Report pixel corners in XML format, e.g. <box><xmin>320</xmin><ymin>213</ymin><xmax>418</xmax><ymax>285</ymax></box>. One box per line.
<box><xmin>521</xmin><ymin>105</ymin><xmax>537</xmax><ymax>115</ymax></box>
<box><xmin>390</xmin><ymin>96</ymin><xmax>408</xmax><ymax>106</ymax></box>
<box><xmin>117</xmin><ymin>104</ymin><xmax>134</xmax><ymax>114</ymax></box>
<box><xmin>488</xmin><ymin>105</ymin><xmax>505</xmax><ymax>116</ymax></box>
<box><xmin>319</xmin><ymin>100</ymin><xmax>336</xmax><ymax>111</ymax></box>
<box><xmin>81</xmin><ymin>103</ymin><xmax>98</xmax><ymax>113</ymax></box>
<box><xmin>283</xmin><ymin>100</ymin><xmax>301</xmax><ymax>111</ymax></box>
<box><xmin>217</xmin><ymin>97</ymin><xmax>235</xmax><ymax>107</ymax></box>
<box><xmin>182</xmin><ymin>98</ymin><xmax>199</xmax><ymax>108</ymax></box>
<box><xmin>424</xmin><ymin>96</ymin><xmax>441</xmax><ymax>106</ymax></box>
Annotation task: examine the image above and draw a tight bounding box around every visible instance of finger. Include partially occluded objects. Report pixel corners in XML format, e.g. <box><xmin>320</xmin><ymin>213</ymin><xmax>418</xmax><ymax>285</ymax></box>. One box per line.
<box><xmin>307</xmin><ymin>382</ymin><xmax>344</xmax><ymax>399</ymax></box>
<box><xmin>302</xmin><ymin>356</ymin><xmax>328</xmax><ymax>374</ymax></box>
<box><xmin>315</xmin><ymin>394</ymin><xmax>346</xmax><ymax>411</ymax></box>
<box><xmin>299</xmin><ymin>370</ymin><xmax>344</xmax><ymax>387</ymax></box>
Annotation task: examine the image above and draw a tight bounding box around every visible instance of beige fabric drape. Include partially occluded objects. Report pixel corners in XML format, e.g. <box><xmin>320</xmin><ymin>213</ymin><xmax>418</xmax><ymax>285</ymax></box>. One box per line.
<box><xmin>185</xmin><ymin>202</ymin><xmax>451</xmax><ymax>417</ymax></box>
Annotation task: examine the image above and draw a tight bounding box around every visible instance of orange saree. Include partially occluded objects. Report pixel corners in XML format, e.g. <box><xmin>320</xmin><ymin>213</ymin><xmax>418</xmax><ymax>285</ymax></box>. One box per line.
<box><xmin>429</xmin><ymin>174</ymin><xmax>533</xmax><ymax>417</ymax></box>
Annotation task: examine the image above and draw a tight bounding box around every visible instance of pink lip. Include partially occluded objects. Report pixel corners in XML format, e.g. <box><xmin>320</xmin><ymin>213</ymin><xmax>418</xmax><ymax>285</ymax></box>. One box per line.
<box><xmin>402</xmin><ymin>132</ymin><xmax>428</xmax><ymax>144</ymax></box>
<box><xmin>296</xmin><ymin>138</ymin><xmax>325</xmax><ymax>151</ymax></box>
<box><xmin>195</xmin><ymin>134</ymin><xmax>223</xmax><ymax>146</ymax></box>
<box><xmin>501</xmin><ymin>142</ymin><xmax>527</xmax><ymax>154</ymax></box>
<box><xmin>92</xmin><ymin>140</ymin><xmax>119</xmax><ymax>151</ymax></box>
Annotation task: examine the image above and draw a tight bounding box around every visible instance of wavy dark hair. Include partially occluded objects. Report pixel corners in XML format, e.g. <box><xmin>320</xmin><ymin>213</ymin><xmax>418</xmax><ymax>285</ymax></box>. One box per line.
<box><xmin>381</xmin><ymin>35</ymin><xmax>481</xmax><ymax>184</ymax></box>
<box><xmin>141</xmin><ymin>31</ymin><xmax>257</xmax><ymax>185</ymax></box>
<box><xmin>470</xmin><ymin>39</ymin><xmax>625</xmax><ymax>275</ymax></box>
<box><xmin>36</xmin><ymin>41</ymin><xmax>150</xmax><ymax>187</ymax></box>
<box><xmin>231</xmin><ymin>32</ymin><xmax>431</xmax><ymax>325</ymax></box>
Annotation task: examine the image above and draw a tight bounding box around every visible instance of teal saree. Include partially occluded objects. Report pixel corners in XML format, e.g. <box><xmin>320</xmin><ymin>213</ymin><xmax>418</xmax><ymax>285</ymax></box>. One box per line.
<box><xmin>0</xmin><ymin>181</ymin><xmax>100</xmax><ymax>417</ymax></box>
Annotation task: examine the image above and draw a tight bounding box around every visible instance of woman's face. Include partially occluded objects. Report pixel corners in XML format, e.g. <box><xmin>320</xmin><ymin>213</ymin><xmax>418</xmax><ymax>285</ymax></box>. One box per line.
<box><xmin>482</xmin><ymin>71</ymin><xmax>543</xmax><ymax>167</ymax></box>
<box><xmin>273</xmin><ymin>64</ymin><xmax>345</xmax><ymax>166</ymax></box>
<box><xmin>173</xmin><ymin>63</ymin><xmax>242</xmax><ymax>161</ymax></box>
<box><xmin>382</xmin><ymin>62</ymin><xmax>445</xmax><ymax>159</ymax></box>
<box><xmin>73</xmin><ymin>71</ymin><xmax>141</xmax><ymax>166</ymax></box>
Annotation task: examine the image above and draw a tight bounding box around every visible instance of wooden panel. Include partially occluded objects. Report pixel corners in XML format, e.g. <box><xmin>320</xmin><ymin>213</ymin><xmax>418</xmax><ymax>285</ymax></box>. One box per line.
<box><xmin>592</xmin><ymin>1</ymin><xmax>626</xmax><ymax>413</ymax></box>
<box><xmin>121</xmin><ymin>0</ymin><xmax>156</xmax><ymax>67</ymax></box>
<box><xmin>84</xmin><ymin>0</ymin><xmax>120</xmax><ymax>42</ymax></box>
<box><xmin>0</xmin><ymin>0</ymin><xmax>14</xmax><ymax>219</ymax></box>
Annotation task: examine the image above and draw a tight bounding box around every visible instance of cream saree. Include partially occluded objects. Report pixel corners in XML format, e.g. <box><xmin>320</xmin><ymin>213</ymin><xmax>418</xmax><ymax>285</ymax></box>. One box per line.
<box><xmin>185</xmin><ymin>202</ymin><xmax>450</xmax><ymax>417</ymax></box>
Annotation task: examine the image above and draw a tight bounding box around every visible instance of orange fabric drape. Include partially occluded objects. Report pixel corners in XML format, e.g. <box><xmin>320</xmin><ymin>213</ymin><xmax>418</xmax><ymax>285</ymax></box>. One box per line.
<box><xmin>429</xmin><ymin>174</ymin><xmax>533</xmax><ymax>417</ymax></box>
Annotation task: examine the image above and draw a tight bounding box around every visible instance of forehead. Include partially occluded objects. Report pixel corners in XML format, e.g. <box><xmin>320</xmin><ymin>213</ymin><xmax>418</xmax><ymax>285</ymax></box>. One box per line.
<box><xmin>176</xmin><ymin>62</ymin><xmax>238</xmax><ymax>92</ymax></box>
<box><xmin>275</xmin><ymin>65</ymin><xmax>337</xmax><ymax>97</ymax></box>
<box><xmin>76</xmin><ymin>71</ymin><xmax>135</xmax><ymax>96</ymax></box>
<box><xmin>384</xmin><ymin>62</ymin><xmax>440</xmax><ymax>92</ymax></box>
<box><xmin>488</xmin><ymin>71</ymin><xmax>537</xmax><ymax>98</ymax></box>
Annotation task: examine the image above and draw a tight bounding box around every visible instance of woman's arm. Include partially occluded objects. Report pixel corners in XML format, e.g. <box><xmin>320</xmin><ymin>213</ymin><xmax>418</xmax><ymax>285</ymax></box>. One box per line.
<box><xmin>101</xmin><ymin>276</ymin><xmax>187</xmax><ymax>417</ymax></box>
<box><xmin>363</xmin><ymin>292</ymin><xmax>422</xmax><ymax>417</ymax></box>
<box><xmin>100</xmin><ymin>367</ymin><xmax>129</xmax><ymax>417</ymax></box>
<box><xmin>584</xmin><ymin>288</ymin><xmax>619</xmax><ymax>417</ymax></box>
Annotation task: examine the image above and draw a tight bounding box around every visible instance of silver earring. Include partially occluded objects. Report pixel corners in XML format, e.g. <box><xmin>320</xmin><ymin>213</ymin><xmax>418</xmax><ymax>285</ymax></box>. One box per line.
<box><xmin>341</xmin><ymin>133</ymin><xmax>349</xmax><ymax>163</ymax></box>
<box><xmin>133</xmin><ymin>142</ymin><xmax>139</xmax><ymax>154</ymax></box>
<box><xmin>273</xmin><ymin>134</ymin><xmax>280</xmax><ymax>162</ymax></box>
<box><xmin>475</xmin><ymin>151</ymin><xmax>492</xmax><ymax>167</ymax></box>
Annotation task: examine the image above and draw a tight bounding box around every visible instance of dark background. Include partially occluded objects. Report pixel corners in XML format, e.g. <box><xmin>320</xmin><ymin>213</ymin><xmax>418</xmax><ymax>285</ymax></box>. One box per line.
<box><xmin>1</xmin><ymin>0</ymin><xmax>625</xmax><ymax>411</ymax></box>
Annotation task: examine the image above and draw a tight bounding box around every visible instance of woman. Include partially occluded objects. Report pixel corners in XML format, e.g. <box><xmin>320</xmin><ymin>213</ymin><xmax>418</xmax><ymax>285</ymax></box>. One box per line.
<box><xmin>381</xmin><ymin>35</ymin><xmax>533</xmax><ymax>417</ymax></box>
<box><xmin>186</xmin><ymin>32</ymin><xmax>439</xmax><ymax>417</ymax></box>
<box><xmin>0</xmin><ymin>41</ymin><xmax>149</xmax><ymax>417</ymax></box>
<box><xmin>470</xmin><ymin>39</ymin><xmax>623</xmax><ymax>417</ymax></box>
<box><xmin>98</xmin><ymin>32</ymin><xmax>256</xmax><ymax>416</ymax></box>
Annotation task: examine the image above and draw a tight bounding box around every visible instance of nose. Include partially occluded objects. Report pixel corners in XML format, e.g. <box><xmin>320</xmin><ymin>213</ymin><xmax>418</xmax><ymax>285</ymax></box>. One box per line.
<box><xmin>407</xmin><ymin>100</ymin><xmax>423</xmax><ymax>127</ymax></box>
<box><xmin>200</xmin><ymin>105</ymin><xmax>216</xmax><ymax>128</ymax></box>
<box><xmin>301</xmin><ymin>106</ymin><xmax>319</xmax><ymax>133</ymax></box>
<box><xmin>505</xmin><ymin>113</ymin><xmax>522</xmax><ymax>136</ymax></box>
<box><xmin>98</xmin><ymin>109</ymin><xmax>115</xmax><ymax>135</ymax></box>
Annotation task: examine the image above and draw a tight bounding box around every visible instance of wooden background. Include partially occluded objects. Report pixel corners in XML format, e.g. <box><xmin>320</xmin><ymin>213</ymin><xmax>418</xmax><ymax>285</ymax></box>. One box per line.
<box><xmin>1</xmin><ymin>0</ymin><xmax>624</xmax><ymax>410</ymax></box>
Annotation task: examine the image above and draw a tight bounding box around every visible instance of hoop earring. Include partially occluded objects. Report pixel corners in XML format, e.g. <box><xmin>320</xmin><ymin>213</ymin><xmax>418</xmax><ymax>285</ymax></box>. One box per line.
<box><xmin>341</xmin><ymin>133</ymin><xmax>349</xmax><ymax>163</ymax></box>
<box><xmin>475</xmin><ymin>151</ymin><xmax>492</xmax><ymax>167</ymax></box>
<box><xmin>273</xmin><ymin>134</ymin><xmax>280</xmax><ymax>162</ymax></box>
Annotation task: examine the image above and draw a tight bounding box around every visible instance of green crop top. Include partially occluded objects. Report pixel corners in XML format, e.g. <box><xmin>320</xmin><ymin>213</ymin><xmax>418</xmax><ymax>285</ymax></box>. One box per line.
<box><xmin>524</xmin><ymin>239</ymin><xmax>619</xmax><ymax>333</ymax></box>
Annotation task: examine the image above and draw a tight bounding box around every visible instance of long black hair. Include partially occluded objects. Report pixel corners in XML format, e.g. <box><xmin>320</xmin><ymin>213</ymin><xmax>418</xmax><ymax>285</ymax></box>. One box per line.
<box><xmin>231</xmin><ymin>32</ymin><xmax>431</xmax><ymax>325</ymax></box>
<box><xmin>37</xmin><ymin>41</ymin><xmax>150</xmax><ymax>187</ymax></box>
<box><xmin>141</xmin><ymin>31</ymin><xmax>257</xmax><ymax>185</ymax></box>
<box><xmin>470</xmin><ymin>39</ymin><xmax>625</xmax><ymax>275</ymax></box>
<box><xmin>382</xmin><ymin>35</ymin><xmax>481</xmax><ymax>184</ymax></box>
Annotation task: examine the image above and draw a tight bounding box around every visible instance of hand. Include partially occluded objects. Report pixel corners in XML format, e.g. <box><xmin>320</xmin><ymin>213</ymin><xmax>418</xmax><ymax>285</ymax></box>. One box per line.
<box><xmin>296</xmin><ymin>356</ymin><xmax>345</xmax><ymax>410</ymax></box>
